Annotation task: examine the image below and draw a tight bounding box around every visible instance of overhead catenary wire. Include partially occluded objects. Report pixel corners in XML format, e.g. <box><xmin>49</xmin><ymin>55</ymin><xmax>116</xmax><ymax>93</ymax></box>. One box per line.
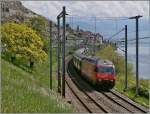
<box><xmin>106</xmin><ymin>28</ymin><xmax>125</xmax><ymax>41</ymax></box>
<box><xmin>116</xmin><ymin>45</ymin><xmax>125</xmax><ymax>52</ymax></box>
<box><xmin>66</xmin><ymin>15</ymin><xmax>149</xmax><ymax>46</ymax></box>
<box><xmin>66</xmin><ymin>15</ymin><xmax>129</xmax><ymax>20</ymax></box>
<box><xmin>110</xmin><ymin>28</ymin><xmax>149</xmax><ymax>42</ymax></box>
<box><xmin>66</xmin><ymin>14</ymin><xmax>148</xmax><ymax>53</ymax></box>
<box><xmin>114</xmin><ymin>37</ymin><xmax>150</xmax><ymax>44</ymax></box>
<box><xmin>126</xmin><ymin>30</ymin><xmax>149</xmax><ymax>34</ymax></box>
<box><xmin>66</xmin><ymin>16</ymin><xmax>95</xmax><ymax>31</ymax></box>
<box><xmin>126</xmin><ymin>42</ymin><xmax>149</xmax><ymax>45</ymax></box>
<box><xmin>125</xmin><ymin>37</ymin><xmax>150</xmax><ymax>42</ymax></box>
<box><xmin>110</xmin><ymin>36</ymin><xmax>150</xmax><ymax>45</ymax></box>
<box><xmin>66</xmin><ymin>15</ymin><xmax>148</xmax><ymax>42</ymax></box>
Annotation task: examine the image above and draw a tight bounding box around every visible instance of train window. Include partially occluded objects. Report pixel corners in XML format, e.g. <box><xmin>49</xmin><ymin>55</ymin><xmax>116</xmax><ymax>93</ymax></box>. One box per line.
<box><xmin>97</xmin><ymin>67</ymin><xmax>114</xmax><ymax>74</ymax></box>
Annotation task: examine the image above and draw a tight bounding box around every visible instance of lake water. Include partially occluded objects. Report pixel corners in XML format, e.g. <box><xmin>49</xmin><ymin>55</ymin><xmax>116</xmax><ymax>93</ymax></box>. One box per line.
<box><xmin>117</xmin><ymin>46</ymin><xmax>149</xmax><ymax>79</ymax></box>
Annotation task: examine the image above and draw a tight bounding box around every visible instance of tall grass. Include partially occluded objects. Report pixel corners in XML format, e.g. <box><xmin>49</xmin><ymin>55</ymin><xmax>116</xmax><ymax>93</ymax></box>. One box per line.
<box><xmin>1</xmin><ymin>49</ymin><xmax>75</xmax><ymax>112</ymax></box>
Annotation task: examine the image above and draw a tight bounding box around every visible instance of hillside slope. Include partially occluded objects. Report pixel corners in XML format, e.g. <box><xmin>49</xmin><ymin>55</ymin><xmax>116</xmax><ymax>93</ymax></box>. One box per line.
<box><xmin>1</xmin><ymin>58</ymin><xmax>74</xmax><ymax>112</ymax></box>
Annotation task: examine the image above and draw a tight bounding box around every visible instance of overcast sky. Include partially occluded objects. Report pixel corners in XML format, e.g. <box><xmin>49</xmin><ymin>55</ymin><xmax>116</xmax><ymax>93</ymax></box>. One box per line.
<box><xmin>21</xmin><ymin>1</ymin><xmax>149</xmax><ymax>40</ymax></box>
<box><xmin>22</xmin><ymin>1</ymin><xmax>149</xmax><ymax>21</ymax></box>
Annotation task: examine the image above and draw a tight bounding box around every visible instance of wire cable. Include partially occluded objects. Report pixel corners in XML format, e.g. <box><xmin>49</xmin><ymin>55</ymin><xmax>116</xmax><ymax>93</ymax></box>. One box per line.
<box><xmin>117</xmin><ymin>46</ymin><xmax>125</xmax><ymax>52</ymax></box>
<box><xmin>66</xmin><ymin>15</ymin><xmax>129</xmax><ymax>20</ymax></box>
<box><xmin>106</xmin><ymin>28</ymin><xmax>125</xmax><ymax>41</ymax></box>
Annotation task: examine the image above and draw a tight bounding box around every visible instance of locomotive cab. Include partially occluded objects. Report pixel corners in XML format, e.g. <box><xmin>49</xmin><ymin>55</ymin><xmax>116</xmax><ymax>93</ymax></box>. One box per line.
<box><xmin>96</xmin><ymin>60</ymin><xmax>116</xmax><ymax>89</ymax></box>
<box><xmin>73</xmin><ymin>51</ymin><xmax>116</xmax><ymax>90</ymax></box>
<box><xmin>96</xmin><ymin>66</ymin><xmax>115</xmax><ymax>81</ymax></box>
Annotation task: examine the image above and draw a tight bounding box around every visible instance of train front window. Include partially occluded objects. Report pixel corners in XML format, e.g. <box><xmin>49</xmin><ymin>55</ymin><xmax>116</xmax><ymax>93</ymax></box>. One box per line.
<box><xmin>97</xmin><ymin>67</ymin><xmax>113</xmax><ymax>74</ymax></box>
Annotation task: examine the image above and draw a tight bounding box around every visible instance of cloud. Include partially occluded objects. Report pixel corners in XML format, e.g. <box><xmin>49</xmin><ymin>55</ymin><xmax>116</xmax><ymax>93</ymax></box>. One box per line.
<box><xmin>21</xmin><ymin>1</ymin><xmax>149</xmax><ymax>22</ymax></box>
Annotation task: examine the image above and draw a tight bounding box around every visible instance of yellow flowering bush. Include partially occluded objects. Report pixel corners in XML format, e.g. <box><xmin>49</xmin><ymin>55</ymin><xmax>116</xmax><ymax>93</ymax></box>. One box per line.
<box><xmin>1</xmin><ymin>23</ymin><xmax>47</xmax><ymax>67</ymax></box>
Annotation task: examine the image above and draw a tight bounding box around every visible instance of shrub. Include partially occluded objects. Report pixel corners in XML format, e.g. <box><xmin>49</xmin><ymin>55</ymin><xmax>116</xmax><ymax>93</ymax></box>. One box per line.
<box><xmin>26</xmin><ymin>17</ymin><xmax>48</xmax><ymax>39</ymax></box>
<box><xmin>1</xmin><ymin>23</ymin><xmax>48</xmax><ymax>67</ymax></box>
<box><xmin>96</xmin><ymin>45</ymin><xmax>132</xmax><ymax>74</ymax></box>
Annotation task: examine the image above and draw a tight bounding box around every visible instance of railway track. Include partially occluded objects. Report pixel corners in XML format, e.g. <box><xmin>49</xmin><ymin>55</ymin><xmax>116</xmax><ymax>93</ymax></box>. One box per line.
<box><xmin>66</xmin><ymin>75</ymin><xmax>107</xmax><ymax>113</ymax></box>
<box><xmin>65</xmin><ymin>58</ymin><xmax>149</xmax><ymax>113</ymax></box>
<box><xmin>66</xmin><ymin>56</ymin><xmax>107</xmax><ymax>113</ymax></box>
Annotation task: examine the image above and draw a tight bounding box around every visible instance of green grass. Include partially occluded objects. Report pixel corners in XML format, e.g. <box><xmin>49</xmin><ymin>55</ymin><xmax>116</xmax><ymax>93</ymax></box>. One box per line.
<box><xmin>96</xmin><ymin>45</ymin><xmax>149</xmax><ymax>108</ymax></box>
<box><xmin>1</xmin><ymin>50</ymin><xmax>75</xmax><ymax>112</ymax></box>
<box><xmin>114</xmin><ymin>73</ymin><xmax>149</xmax><ymax>107</ymax></box>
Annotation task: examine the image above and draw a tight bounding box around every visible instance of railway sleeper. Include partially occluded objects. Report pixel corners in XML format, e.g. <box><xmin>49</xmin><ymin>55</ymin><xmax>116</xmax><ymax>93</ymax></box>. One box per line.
<box><xmin>66</xmin><ymin>75</ymin><xmax>104</xmax><ymax>113</ymax></box>
<box><xmin>111</xmin><ymin>90</ymin><xmax>149</xmax><ymax>113</ymax></box>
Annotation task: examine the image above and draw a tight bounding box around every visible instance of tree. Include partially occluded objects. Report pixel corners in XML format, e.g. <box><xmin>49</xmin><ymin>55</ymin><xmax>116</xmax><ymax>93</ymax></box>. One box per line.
<box><xmin>26</xmin><ymin>17</ymin><xmax>49</xmax><ymax>53</ymax></box>
<box><xmin>1</xmin><ymin>23</ymin><xmax>48</xmax><ymax>68</ymax></box>
<box><xmin>26</xmin><ymin>17</ymin><xmax>47</xmax><ymax>39</ymax></box>
<box><xmin>96</xmin><ymin>45</ymin><xmax>125</xmax><ymax>73</ymax></box>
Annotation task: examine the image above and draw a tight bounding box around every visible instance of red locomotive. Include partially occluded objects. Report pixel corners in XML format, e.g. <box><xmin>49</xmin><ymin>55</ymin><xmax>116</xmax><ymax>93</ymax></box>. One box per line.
<box><xmin>73</xmin><ymin>51</ymin><xmax>116</xmax><ymax>90</ymax></box>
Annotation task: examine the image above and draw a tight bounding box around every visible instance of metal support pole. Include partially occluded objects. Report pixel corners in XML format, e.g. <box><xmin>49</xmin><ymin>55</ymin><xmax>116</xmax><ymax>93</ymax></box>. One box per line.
<box><xmin>135</xmin><ymin>18</ymin><xmax>139</xmax><ymax>96</ymax></box>
<box><xmin>49</xmin><ymin>21</ymin><xmax>52</xmax><ymax>89</ymax></box>
<box><xmin>124</xmin><ymin>25</ymin><xmax>128</xmax><ymax>91</ymax></box>
<box><xmin>57</xmin><ymin>17</ymin><xmax>61</xmax><ymax>93</ymax></box>
<box><xmin>62</xmin><ymin>6</ymin><xmax>66</xmax><ymax>97</ymax></box>
<box><xmin>93</xmin><ymin>16</ymin><xmax>96</xmax><ymax>56</ymax></box>
<box><xmin>72</xmin><ymin>16</ymin><xmax>73</xmax><ymax>29</ymax></box>
<box><xmin>129</xmin><ymin>15</ymin><xmax>142</xmax><ymax>96</ymax></box>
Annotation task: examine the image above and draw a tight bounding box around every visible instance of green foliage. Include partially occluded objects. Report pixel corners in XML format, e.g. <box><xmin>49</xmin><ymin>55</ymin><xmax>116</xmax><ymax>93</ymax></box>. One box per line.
<box><xmin>26</xmin><ymin>17</ymin><xmax>48</xmax><ymax>39</ymax></box>
<box><xmin>26</xmin><ymin>17</ymin><xmax>50</xmax><ymax>53</ymax></box>
<box><xmin>1</xmin><ymin>23</ymin><xmax>47</xmax><ymax>64</ymax></box>
<box><xmin>15</xmin><ymin>13</ymin><xmax>24</xmax><ymax>23</ymax></box>
<box><xmin>96</xmin><ymin>45</ymin><xmax>129</xmax><ymax>74</ymax></box>
<box><xmin>42</xmin><ymin>38</ymin><xmax>49</xmax><ymax>53</ymax></box>
<box><xmin>115</xmin><ymin>74</ymin><xmax>149</xmax><ymax>107</ymax></box>
<box><xmin>1</xmin><ymin>56</ymin><xmax>74</xmax><ymax>112</ymax></box>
